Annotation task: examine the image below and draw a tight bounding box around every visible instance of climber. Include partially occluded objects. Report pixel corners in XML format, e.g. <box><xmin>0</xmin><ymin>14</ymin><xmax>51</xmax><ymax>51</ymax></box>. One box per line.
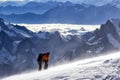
<box><xmin>37</xmin><ymin>53</ymin><xmax>43</xmax><ymax>70</ymax></box>
<box><xmin>42</xmin><ymin>52</ymin><xmax>50</xmax><ymax>69</ymax></box>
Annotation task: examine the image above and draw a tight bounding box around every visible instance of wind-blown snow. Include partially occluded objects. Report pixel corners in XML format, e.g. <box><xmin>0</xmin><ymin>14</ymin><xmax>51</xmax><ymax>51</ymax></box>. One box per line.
<box><xmin>1</xmin><ymin>51</ymin><xmax>120</xmax><ymax>80</ymax></box>
<box><xmin>19</xmin><ymin>24</ymin><xmax>100</xmax><ymax>36</ymax></box>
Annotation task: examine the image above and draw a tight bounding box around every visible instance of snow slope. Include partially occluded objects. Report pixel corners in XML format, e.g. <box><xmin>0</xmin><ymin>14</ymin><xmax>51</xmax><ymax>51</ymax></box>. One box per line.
<box><xmin>2</xmin><ymin>51</ymin><xmax>120</xmax><ymax>80</ymax></box>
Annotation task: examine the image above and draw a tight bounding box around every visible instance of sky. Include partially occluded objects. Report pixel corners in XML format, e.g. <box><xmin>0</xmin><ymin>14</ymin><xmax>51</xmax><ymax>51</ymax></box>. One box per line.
<box><xmin>0</xmin><ymin>0</ymin><xmax>118</xmax><ymax>6</ymax></box>
<box><xmin>0</xmin><ymin>0</ymin><xmax>113</xmax><ymax>3</ymax></box>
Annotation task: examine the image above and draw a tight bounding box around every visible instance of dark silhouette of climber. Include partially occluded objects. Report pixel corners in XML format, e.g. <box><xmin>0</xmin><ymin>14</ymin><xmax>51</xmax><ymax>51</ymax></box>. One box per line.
<box><xmin>37</xmin><ymin>52</ymin><xmax>50</xmax><ymax>70</ymax></box>
<box><xmin>37</xmin><ymin>53</ymin><xmax>43</xmax><ymax>70</ymax></box>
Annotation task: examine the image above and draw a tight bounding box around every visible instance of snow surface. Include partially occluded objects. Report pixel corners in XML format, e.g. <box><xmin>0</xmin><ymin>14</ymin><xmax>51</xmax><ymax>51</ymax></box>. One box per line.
<box><xmin>1</xmin><ymin>51</ymin><xmax>120</xmax><ymax>80</ymax></box>
<box><xmin>19</xmin><ymin>24</ymin><xmax>100</xmax><ymax>36</ymax></box>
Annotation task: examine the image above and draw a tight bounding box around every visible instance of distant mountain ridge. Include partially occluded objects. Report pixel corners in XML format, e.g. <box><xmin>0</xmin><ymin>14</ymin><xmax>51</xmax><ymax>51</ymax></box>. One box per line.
<box><xmin>0</xmin><ymin>3</ymin><xmax>120</xmax><ymax>24</ymax></box>
<box><xmin>0</xmin><ymin>1</ymin><xmax>68</xmax><ymax>15</ymax></box>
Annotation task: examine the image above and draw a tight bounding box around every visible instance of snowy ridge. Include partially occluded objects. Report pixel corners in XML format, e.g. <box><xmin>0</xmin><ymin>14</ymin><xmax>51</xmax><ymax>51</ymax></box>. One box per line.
<box><xmin>1</xmin><ymin>51</ymin><xmax>120</xmax><ymax>80</ymax></box>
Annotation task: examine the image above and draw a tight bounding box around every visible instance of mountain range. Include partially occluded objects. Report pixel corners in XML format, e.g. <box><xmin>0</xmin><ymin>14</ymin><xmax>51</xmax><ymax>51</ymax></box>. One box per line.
<box><xmin>0</xmin><ymin>1</ymin><xmax>59</xmax><ymax>15</ymax></box>
<box><xmin>0</xmin><ymin>1</ymin><xmax>120</xmax><ymax>24</ymax></box>
<box><xmin>0</xmin><ymin>17</ymin><xmax>120</xmax><ymax>78</ymax></box>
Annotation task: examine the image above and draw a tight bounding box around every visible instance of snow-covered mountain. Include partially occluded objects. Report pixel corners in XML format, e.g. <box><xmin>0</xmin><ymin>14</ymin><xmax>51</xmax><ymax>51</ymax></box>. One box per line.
<box><xmin>0</xmin><ymin>18</ymin><xmax>86</xmax><ymax>77</ymax></box>
<box><xmin>84</xmin><ymin>18</ymin><xmax>120</xmax><ymax>51</ymax></box>
<box><xmin>0</xmin><ymin>18</ymin><xmax>120</xmax><ymax>78</ymax></box>
<box><xmin>0</xmin><ymin>18</ymin><xmax>35</xmax><ymax>77</ymax></box>
<box><xmin>1</xmin><ymin>51</ymin><xmax>120</xmax><ymax>80</ymax></box>
<box><xmin>0</xmin><ymin>1</ymin><xmax>63</xmax><ymax>15</ymax></box>
<box><xmin>0</xmin><ymin>1</ymin><xmax>120</xmax><ymax>24</ymax></box>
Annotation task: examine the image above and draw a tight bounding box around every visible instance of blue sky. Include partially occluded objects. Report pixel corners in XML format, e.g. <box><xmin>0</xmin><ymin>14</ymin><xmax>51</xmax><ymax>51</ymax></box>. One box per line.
<box><xmin>0</xmin><ymin>0</ymin><xmax>113</xmax><ymax>2</ymax></box>
<box><xmin>0</xmin><ymin>0</ymin><xmax>117</xmax><ymax>6</ymax></box>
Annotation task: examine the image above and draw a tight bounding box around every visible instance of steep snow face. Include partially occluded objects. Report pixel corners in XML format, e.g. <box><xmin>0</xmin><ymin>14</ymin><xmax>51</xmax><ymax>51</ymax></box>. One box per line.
<box><xmin>2</xmin><ymin>51</ymin><xmax>120</xmax><ymax>80</ymax></box>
